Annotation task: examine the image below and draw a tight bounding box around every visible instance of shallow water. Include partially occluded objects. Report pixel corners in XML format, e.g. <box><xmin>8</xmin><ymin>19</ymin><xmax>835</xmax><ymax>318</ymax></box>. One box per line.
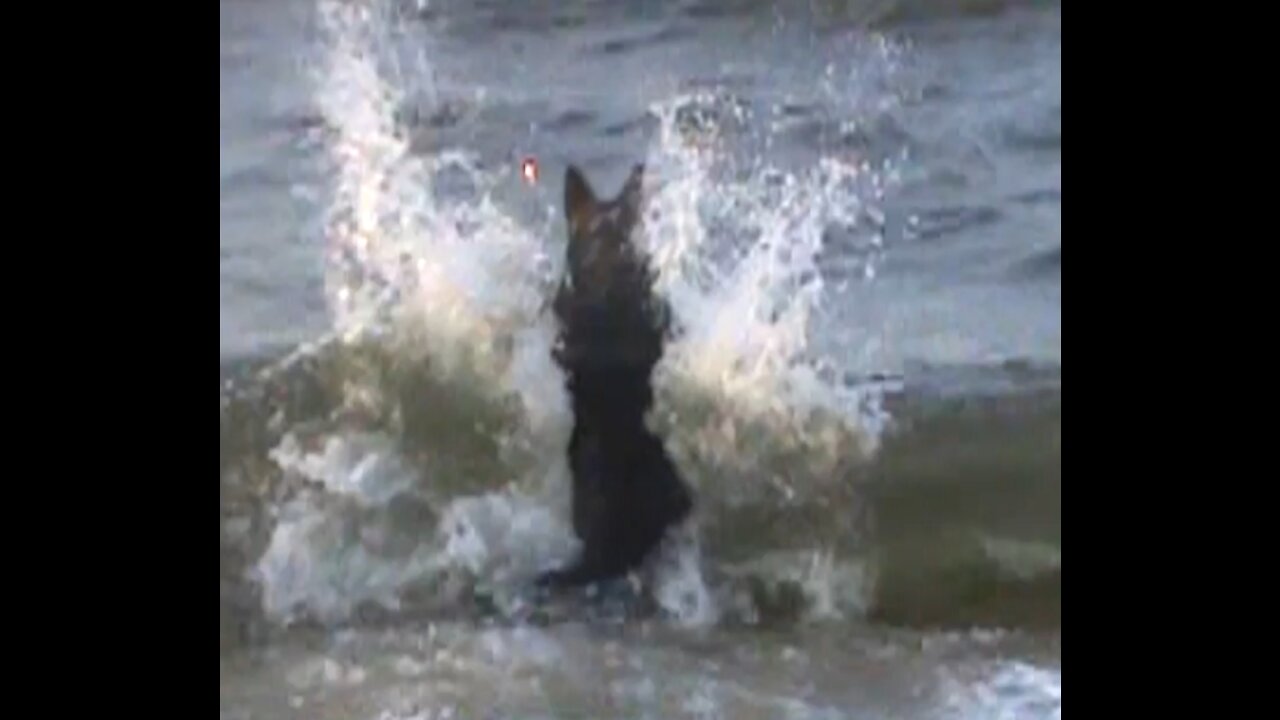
<box><xmin>221</xmin><ymin>623</ymin><xmax>1060</xmax><ymax>719</ymax></box>
<box><xmin>220</xmin><ymin>0</ymin><xmax>1060</xmax><ymax>716</ymax></box>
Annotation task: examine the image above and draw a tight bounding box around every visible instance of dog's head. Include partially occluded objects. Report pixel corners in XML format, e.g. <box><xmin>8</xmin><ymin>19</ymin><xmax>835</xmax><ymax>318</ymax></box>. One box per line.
<box><xmin>552</xmin><ymin>162</ymin><xmax>675</xmax><ymax>366</ymax></box>
<box><xmin>562</xmin><ymin>163</ymin><xmax>647</xmax><ymax>291</ymax></box>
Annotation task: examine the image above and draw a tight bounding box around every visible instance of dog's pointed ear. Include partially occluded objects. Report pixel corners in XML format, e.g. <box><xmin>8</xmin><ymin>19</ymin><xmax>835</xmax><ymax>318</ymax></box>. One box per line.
<box><xmin>565</xmin><ymin>164</ymin><xmax>596</xmax><ymax>227</ymax></box>
<box><xmin>619</xmin><ymin>163</ymin><xmax>645</xmax><ymax>215</ymax></box>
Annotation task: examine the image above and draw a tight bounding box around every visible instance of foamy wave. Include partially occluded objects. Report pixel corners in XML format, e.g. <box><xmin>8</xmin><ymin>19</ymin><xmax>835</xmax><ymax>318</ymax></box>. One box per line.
<box><xmin>254</xmin><ymin>457</ymin><xmax>578</xmax><ymax>623</ymax></box>
<box><xmin>939</xmin><ymin>661</ymin><xmax>1062</xmax><ymax>720</ymax></box>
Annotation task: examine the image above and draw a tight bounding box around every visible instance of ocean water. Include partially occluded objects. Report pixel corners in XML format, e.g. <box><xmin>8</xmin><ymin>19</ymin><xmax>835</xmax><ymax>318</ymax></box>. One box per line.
<box><xmin>220</xmin><ymin>0</ymin><xmax>1061</xmax><ymax>717</ymax></box>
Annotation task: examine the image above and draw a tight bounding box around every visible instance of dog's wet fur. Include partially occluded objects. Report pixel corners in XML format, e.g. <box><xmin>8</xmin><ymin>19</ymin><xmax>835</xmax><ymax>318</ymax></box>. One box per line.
<box><xmin>535</xmin><ymin>163</ymin><xmax>694</xmax><ymax>591</ymax></box>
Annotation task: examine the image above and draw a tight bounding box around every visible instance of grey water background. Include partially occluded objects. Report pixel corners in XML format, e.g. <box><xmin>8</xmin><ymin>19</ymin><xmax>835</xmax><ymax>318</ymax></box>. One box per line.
<box><xmin>220</xmin><ymin>0</ymin><xmax>1060</xmax><ymax>717</ymax></box>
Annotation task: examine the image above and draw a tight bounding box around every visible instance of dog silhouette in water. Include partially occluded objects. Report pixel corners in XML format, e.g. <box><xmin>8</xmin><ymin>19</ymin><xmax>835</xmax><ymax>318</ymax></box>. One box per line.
<box><xmin>536</xmin><ymin>163</ymin><xmax>693</xmax><ymax>590</ymax></box>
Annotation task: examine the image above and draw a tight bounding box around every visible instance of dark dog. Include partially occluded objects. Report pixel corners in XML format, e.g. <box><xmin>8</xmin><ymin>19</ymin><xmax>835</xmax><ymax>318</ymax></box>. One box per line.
<box><xmin>537</xmin><ymin>163</ymin><xmax>693</xmax><ymax>589</ymax></box>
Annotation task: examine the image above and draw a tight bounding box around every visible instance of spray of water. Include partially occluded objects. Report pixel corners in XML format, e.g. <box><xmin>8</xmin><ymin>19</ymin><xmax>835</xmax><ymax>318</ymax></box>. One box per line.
<box><xmin>255</xmin><ymin>0</ymin><xmax>577</xmax><ymax>623</ymax></box>
<box><xmin>251</xmin><ymin>0</ymin><xmax>906</xmax><ymax>626</ymax></box>
<box><xmin>637</xmin><ymin>88</ymin><xmax>898</xmax><ymax>532</ymax></box>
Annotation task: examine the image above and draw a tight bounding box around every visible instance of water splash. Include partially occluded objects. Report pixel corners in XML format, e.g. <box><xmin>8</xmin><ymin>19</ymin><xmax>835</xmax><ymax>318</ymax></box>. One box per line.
<box><xmin>641</xmin><ymin>90</ymin><xmax>898</xmax><ymax>510</ymax></box>
<box><xmin>248</xmin><ymin>0</ymin><xmax>908</xmax><ymax>626</ymax></box>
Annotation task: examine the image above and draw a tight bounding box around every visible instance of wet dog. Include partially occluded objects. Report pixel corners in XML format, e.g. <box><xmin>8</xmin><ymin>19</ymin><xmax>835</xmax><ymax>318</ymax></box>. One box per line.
<box><xmin>536</xmin><ymin>163</ymin><xmax>693</xmax><ymax>590</ymax></box>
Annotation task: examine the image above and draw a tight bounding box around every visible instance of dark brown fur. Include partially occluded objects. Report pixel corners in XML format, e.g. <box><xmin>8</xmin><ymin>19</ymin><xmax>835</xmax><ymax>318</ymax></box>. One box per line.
<box><xmin>537</xmin><ymin>164</ymin><xmax>693</xmax><ymax>589</ymax></box>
